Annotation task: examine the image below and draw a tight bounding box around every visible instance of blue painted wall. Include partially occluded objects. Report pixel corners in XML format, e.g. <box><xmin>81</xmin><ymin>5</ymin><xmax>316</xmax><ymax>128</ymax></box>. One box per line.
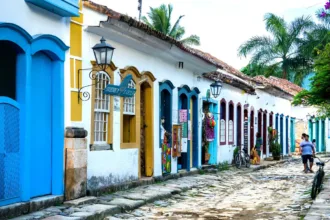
<box><xmin>202</xmin><ymin>98</ymin><xmax>218</xmax><ymax>165</ymax></box>
<box><xmin>0</xmin><ymin>23</ymin><xmax>68</xmax><ymax>206</ymax></box>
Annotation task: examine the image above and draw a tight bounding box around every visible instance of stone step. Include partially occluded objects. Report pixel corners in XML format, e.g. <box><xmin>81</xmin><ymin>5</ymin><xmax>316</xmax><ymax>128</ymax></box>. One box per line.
<box><xmin>64</xmin><ymin>196</ymin><xmax>97</xmax><ymax>206</ymax></box>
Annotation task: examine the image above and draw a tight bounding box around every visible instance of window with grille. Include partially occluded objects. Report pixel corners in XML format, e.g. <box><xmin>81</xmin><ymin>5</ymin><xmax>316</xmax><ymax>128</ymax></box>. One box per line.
<box><xmin>123</xmin><ymin>80</ymin><xmax>136</xmax><ymax>115</ymax></box>
<box><xmin>94</xmin><ymin>71</ymin><xmax>110</xmax><ymax>144</ymax></box>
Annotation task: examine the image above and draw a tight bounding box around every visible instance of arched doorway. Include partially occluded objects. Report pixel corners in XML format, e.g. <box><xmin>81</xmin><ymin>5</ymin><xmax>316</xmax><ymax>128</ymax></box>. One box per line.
<box><xmin>236</xmin><ymin>103</ymin><xmax>242</xmax><ymax>147</ymax></box>
<box><xmin>243</xmin><ymin>108</ymin><xmax>248</xmax><ymax>151</ymax></box>
<box><xmin>0</xmin><ymin>41</ymin><xmax>22</xmax><ymax>205</ymax></box>
<box><xmin>250</xmin><ymin>107</ymin><xmax>254</xmax><ymax>150</ymax></box>
<box><xmin>269</xmin><ymin>112</ymin><xmax>273</xmax><ymax>128</ymax></box>
<box><xmin>140</xmin><ymin>79</ymin><xmax>154</xmax><ymax>177</ymax></box>
<box><xmin>280</xmin><ymin>114</ymin><xmax>284</xmax><ymax>153</ymax></box>
<box><xmin>0</xmin><ymin>23</ymin><xmax>68</xmax><ymax>206</ymax></box>
<box><xmin>190</xmin><ymin>88</ymin><xmax>199</xmax><ymax>168</ymax></box>
<box><xmin>159</xmin><ymin>80</ymin><xmax>174</xmax><ymax>175</ymax></box>
<box><xmin>178</xmin><ymin>91</ymin><xmax>189</xmax><ymax>170</ymax></box>
<box><xmin>263</xmin><ymin>111</ymin><xmax>267</xmax><ymax>156</ymax></box>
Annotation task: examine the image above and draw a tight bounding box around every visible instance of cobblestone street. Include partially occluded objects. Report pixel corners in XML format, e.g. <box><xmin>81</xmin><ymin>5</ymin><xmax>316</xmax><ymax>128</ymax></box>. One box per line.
<box><xmin>110</xmin><ymin>159</ymin><xmax>329</xmax><ymax>220</ymax></box>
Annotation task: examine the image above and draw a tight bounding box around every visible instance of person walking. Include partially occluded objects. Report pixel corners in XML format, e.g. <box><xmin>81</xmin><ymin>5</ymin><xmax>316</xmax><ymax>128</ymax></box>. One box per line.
<box><xmin>300</xmin><ymin>134</ymin><xmax>315</xmax><ymax>173</ymax></box>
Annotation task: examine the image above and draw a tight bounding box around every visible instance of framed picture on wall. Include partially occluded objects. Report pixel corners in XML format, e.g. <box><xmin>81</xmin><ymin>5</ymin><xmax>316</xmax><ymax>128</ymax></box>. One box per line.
<box><xmin>172</xmin><ymin>124</ymin><xmax>182</xmax><ymax>157</ymax></box>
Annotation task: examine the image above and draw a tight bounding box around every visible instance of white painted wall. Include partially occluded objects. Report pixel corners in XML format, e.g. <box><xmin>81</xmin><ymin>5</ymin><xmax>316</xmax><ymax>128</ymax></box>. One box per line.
<box><xmin>81</xmin><ymin>8</ymin><xmax>306</xmax><ymax>190</ymax></box>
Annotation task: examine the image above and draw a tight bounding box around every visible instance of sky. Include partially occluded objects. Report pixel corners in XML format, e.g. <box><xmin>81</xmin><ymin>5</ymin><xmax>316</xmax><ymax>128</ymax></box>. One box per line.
<box><xmin>92</xmin><ymin>0</ymin><xmax>324</xmax><ymax>70</ymax></box>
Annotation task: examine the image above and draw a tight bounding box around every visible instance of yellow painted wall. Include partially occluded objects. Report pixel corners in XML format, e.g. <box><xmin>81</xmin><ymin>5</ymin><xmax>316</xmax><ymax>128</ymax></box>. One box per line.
<box><xmin>71</xmin><ymin>91</ymin><xmax>82</xmax><ymax>121</ymax></box>
<box><xmin>70</xmin><ymin>1</ymin><xmax>83</xmax><ymax>122</ymax></box>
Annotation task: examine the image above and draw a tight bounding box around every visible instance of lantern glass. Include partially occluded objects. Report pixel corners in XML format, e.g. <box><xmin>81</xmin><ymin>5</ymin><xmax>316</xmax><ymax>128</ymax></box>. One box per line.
<box><xmin>92</xmin><ymin>37</ymin><xmax>115</xmax><ymax>70</ymax></box>
<box><xmin>210</xmin><ymin>80</ymin><xmax>222</xmax><ymax>98</ymax></box>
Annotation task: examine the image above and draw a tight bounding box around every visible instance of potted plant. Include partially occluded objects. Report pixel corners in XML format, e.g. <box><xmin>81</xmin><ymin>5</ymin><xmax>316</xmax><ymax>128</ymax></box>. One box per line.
<box><xmin>268</xmin><ymin>127</ymin><xmax>281</xmax><ymax>160</ymax></box>
<box><xmin>271</xmin><ymin>142</ymin><xmax>281</xmax><ymax>160</ymax></box>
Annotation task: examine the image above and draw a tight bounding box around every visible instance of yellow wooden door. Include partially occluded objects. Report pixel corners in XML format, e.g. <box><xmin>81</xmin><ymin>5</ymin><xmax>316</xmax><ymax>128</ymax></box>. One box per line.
<box><xmin>144</xmin><ymin>86</ymin><xmax>154</xmax><ymax>176</ymax></box>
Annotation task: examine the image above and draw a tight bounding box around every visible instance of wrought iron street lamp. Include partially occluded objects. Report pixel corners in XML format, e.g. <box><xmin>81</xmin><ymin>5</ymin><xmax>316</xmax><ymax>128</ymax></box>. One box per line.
<box><xmin>210</xmin><ymin>80</ymin><xmax>223</xmax><ymax>98</ymax></box>
<box><xmin>92</xmin><ymin>37</ymin><xmax>115</xmax><ymax>71</ymax></box>
<box><xmin>77</xmin><ymin>37</ymin><xmax>115</xmax><ymax>103</ymax></box>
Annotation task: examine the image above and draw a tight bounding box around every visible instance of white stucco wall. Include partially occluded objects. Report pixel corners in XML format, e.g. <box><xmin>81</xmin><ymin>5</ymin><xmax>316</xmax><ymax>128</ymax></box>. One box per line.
<box><xmin>80</xmin><ymin>8</ymin><xmax>302</xmax><ymax>190</ymax></box>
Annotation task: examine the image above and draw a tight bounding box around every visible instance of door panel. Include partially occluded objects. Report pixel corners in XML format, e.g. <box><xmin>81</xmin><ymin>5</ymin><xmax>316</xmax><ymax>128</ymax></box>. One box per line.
<box><xmin>0</xmin><ymin>98</ymin><xmax>20</xmax><ymax>204</ymax></box>
<box><xmin>30</xmin><ymin>52</ymin><xmax>52</xmax><ymax>198</ymax></box>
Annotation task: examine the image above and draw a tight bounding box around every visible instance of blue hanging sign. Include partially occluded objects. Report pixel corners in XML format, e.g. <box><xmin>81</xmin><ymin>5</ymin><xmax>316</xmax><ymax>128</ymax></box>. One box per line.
<box><xmin>103</xmin><ymin>74</ymin><xmax>136</xmax><ymax>97</ymax></box>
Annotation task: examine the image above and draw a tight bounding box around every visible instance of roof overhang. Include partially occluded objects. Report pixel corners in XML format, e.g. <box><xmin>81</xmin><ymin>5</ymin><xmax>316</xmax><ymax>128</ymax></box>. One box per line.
<box><xmin>85</xmin><ymin>18</ymin><xmax>217</xmax><ymax>74</ymax></box>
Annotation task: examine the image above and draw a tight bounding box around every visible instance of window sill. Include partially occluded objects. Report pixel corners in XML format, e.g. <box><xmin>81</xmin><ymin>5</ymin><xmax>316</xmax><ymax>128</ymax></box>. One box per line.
<box><xmin>90</xmin><ymin>144</ymin><xmax>113</xmax><ymax>151</ymax></box>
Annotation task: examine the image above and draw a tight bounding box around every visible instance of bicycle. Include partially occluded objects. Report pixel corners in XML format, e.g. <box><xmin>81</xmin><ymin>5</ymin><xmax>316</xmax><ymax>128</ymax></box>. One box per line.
<box><xmin>234</xmin><ymin>144</ymin><xmax>251</xmax><ymax>169</ymax></box>
<box><xmin>311</xmin><ymin>156</ymin><xmax>329</xmax><ymax>199</ymax></box>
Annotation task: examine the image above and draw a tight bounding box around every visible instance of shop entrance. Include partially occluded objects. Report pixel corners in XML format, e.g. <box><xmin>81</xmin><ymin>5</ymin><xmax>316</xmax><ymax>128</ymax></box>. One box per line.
<box><xmin>178</xmin><ymin>93</ymin><xmax>188</xmax><ymax>170</ymax></box>
<box><xmin>201</xmin><ymin>100</ymin><xmax>218</xmax><ymax>165</ymax></box>
<box><xmin>160</xmin><ymin>89</ymin><xmax>172</xmax><ymax>175</ymax></box>
<box><xmin>191</xmin><ymin>96</ymin><xmax>198</xmax><ymax>168</ymax></box>
<box><xmin>0</xmin><ymin>41</ymin><xmax>21</xmax><ymax>205</ymax></box>
<box><xmin>250</xmin><ymin>108</ymin><xmax>255</xmax><ymax>150</ymax></box>
<box><xmin>263</xmin><ymin>111</ymin><xmax>267</xmax><ymax>156</ymax></box>
<box><xmin>140</xmin><ymin>82</ymin><xmax>153</xmax><ymax>177</ymax></box>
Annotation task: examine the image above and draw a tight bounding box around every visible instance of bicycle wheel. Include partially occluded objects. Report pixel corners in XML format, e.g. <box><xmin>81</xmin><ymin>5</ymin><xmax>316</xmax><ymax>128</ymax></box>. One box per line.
<box><xmin>311</xmin><ymin>173</ymin><xmax>320</xmax><ymax>199</ymax></box>
<box><xmin>235</xmin><ymin>154</ymin><xmax>241</xmax><ymax>168</ymax></box>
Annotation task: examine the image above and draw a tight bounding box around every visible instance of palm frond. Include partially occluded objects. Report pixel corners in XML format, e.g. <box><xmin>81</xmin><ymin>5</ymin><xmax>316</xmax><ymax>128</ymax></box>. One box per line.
<box><xmin>264</xmin><ymin>13</ymin><xmax>288</xmax><ymax>42</ymax></box>
<box><xmin>169</xmin><ymin>15</ymin><xmax>184</xmax><ymax>37</ymax></box>
<box><xmin>180</xmin><ymin>35</ymin><xmax>200</xmax><ymax>46</ymax></box>
<box><xmin>238</xmin><ymin>36</ymin><xmax>275</xmax><ymax>57</ymax></box>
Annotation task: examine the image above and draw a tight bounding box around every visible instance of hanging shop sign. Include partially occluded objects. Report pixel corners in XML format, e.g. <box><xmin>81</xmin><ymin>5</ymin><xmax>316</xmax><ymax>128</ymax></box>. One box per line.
<box><xmin>103</xmin><ymin>74</ymin><xmax>136</xmax><ymax>97</ymax></box>
<box><xmin>172</xmin><ymin>124</ymin><xmax>182</xmax><ymax>157</ymax></box>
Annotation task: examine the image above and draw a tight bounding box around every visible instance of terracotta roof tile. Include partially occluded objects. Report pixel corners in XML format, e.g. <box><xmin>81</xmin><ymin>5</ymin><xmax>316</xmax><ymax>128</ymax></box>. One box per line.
<box><xmin>253</xmin><ymin>76</ymin><xmax>303</xmax><ymax>96</ymax></box>
<box><xmin>83</xmin><ymin>0</ymin><xmax>250</xmax><ymax>81</ymax></box>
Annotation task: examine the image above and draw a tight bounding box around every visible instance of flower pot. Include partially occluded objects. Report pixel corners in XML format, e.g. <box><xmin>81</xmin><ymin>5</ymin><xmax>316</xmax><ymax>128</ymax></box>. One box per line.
<box><xmin>273</xmin><ymin>155</ymin><xmax>281</xmax><ymax>160</ymax></box>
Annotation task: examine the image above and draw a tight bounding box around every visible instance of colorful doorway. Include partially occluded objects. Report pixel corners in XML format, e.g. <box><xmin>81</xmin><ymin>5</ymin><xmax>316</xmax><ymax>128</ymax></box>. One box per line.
<box><xmin>202</xmin><ymin>98</ymin><xmax>218</xmax><ymax>165</ymax></box>
<box><xmin>140</xmin><ymin>79</ymin><xmax>154</xmax><ymax>177</ymax></box>
<box><xmin>250</xmin><ymin>107</ymin><xmax>255</xmax><ymax>150</ymax></box>
<box><xmin>159</xmin><ymin>80</ymin><xmax>174</xmax><ymax>175</ymax></box>
<box><xmin>0</xmin><ymin>23</ymin><xmax>67</xmax><ymax>206</ymax></box>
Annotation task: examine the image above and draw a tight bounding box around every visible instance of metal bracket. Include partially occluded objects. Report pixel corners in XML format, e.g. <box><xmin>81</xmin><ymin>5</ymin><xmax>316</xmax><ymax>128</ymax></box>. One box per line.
<box><xmin>77</xmin><ymin>68</ymin><xmax>102</xmax><ymax>103</ymax></box>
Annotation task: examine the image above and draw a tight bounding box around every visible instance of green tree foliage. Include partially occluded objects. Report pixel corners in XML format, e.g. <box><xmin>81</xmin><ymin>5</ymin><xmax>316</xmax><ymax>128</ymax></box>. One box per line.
<box><xmin>293</xmin><ymin>43</ymin><xmax>330</xmax><ymax>118</ymax></box>
<box><xmin>142</xmin><ymin>4</ymin><xmax>200</xmax><ymax>46</ymax></box>
<box><xmin>238</xmin><ymin>13</ymin><xmax>315</xmax><ymax>85</ymax></box>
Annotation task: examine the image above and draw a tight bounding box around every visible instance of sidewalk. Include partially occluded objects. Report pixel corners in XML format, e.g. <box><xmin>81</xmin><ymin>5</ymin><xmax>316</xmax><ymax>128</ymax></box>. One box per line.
<box><xmin>304</xmin><ymin>175</ymin><xmax>330</xmax><ymax>220</ymax></box>
<box><xmin>5</xmin><ymin>159</ymin><xmax>288</xmax><ymax>220</ymax></box>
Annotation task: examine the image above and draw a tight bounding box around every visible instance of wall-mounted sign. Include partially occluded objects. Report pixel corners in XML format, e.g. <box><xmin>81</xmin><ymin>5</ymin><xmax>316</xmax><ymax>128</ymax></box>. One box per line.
<box><xmin>179</xmin><ymin>110</ymin><xmax>188</xmax><ymax>123</ymax></box>
<box><xmin>104</xmin><ymin>74</ymin><xmax>136</xmax><ymax>97</ymax></box>
<box><xmin>172</xmin><ymin>124</ymin><xmax>182</xmax><ymax>157</ymax></box>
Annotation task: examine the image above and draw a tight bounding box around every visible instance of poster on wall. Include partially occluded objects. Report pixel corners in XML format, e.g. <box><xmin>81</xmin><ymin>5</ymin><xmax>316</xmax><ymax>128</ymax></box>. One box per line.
<box><xmin>172</xmin><ymin>124</ymin><xmax>182</xmax><ymax>157</ymax></box>
<box><xmin>179</xmin><ymin>110</ymin><xmax>188</xmax><ymax>123</ymax></box>
<box><xmin>188</xmin><ymin>120</ymin><xmax>192</xmax><ymax>140</ymax></box>
<box><xmin>181</xmin><ymin>138</ymin><xmax>188</xmax><ymax>152</ymax></box>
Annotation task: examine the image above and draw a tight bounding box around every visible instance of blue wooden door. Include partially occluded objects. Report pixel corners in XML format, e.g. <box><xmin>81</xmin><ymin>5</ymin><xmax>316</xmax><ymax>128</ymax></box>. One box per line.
<box><xmin>321</xmin><ymin>121</ymin><xmax>325</xmax><ymax>152</ymax></box>
<box><xmin>286</xmin><ymin>117</ymin><xmax>289</xmax><ymax>154</ymax></box>
<box><xmin>30</xmin><ymin>52</ymin><xmax>52</xmax><ymax>198</ymax></box>
<box><xmin>316</xmin><ymin>122</ymin><xmax>320</xmax><ymax>152</ymax></box>
<box><xmin>280</xmin><ymin>117</ymin><xmax>283</xmax><ymax>153</ymax></box>
<box><xmin>0</xmin><ymin>97</ymin><xmax>20</xmax><ymax>206</ymax></box>
<box><xmin>192</xmin><ymin>97</ymin><xmax>198</xmax><ymax>167</ymax></box>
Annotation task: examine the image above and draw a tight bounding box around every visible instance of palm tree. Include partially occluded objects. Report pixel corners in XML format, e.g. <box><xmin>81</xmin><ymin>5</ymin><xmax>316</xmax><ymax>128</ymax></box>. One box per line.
<box><xmin>142</xmin><ymin>4</ymin><xmax>200</xmax><ymax>46</ymax></box>
<box><xmin>238</xmin><ymin>13</ymin><xmax>314</xmax><ymax>85</ymax></box>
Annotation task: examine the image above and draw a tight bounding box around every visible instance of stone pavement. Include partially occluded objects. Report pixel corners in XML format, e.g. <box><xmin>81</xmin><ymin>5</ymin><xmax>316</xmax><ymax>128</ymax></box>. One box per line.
<box><xmin>6</xmin><ymin>159</ymin><xmax>288</xmax><ymax>220</ymax></box>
